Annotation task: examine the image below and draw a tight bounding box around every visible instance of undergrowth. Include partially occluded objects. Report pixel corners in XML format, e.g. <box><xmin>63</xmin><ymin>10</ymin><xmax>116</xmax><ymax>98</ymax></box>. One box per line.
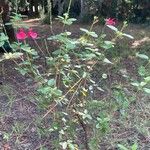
<box><xmin>0</xmin><ymin>1</ymin><xmax>150</xmax><ymax>149</ymax></box>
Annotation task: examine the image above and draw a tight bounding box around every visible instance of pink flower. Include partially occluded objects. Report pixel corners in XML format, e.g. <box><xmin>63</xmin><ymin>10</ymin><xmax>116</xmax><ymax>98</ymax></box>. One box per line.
<box><xmin>27</xmin><ymin>28</ymin><xmax>38</xmax><ymax>39</ymax></box>
<box><xmin>105</xmin><ymin>18</ymin><xmax>116</xmax><ymax>26</ymax></box>
<box><xmin>16</xmin><ymin>29</ymin><xmax>27</xmax><ymax>40</ymax></box>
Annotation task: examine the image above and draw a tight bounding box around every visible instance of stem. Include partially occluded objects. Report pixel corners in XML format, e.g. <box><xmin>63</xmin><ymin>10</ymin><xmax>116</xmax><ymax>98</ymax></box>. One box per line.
<box><xmin>74</xmin><ymin>108</ymin><xmax>90</xmax><ymax>150</ymax></box>
<box><xmin>62</xmin><ymin>0</ymin><xmax>72</xmax><ymax>31</ymax></box>
<box><xmin>42</xmin><ymin>103</ymin><xmax>57</xmax><ymax>119</ymax></box>
<box><xmin>67</xmin><ymin>79</ymin><xmax>83</xmax><ymax>109</ymax></box>
<box><xmin>34</xmin><ymin>39</ymin><xmax>45</xmax><ymax>56</ymax></box>
<box><xmin>47</xmin><ymin>0</ymin><xmax>54</xmax><ymax>35</ymax></box>
<box><xmin>67</xmin><ymin>0</ymin><xmax>72</xmax><ymax>15</ymax></box>
<box><xmin>62</xmin><ymin>78</ymin><xmax>82</xmax><ymax>99</ymax></box>
<box><xmin>44</xmin><ymin>39</ymin><xmax>51</xmax><ymax>57</ymax></box>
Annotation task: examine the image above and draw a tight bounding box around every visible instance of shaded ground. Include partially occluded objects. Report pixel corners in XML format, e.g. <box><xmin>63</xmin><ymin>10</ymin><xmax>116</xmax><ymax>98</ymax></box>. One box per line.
<box><xmin>0</xmin><ymin>19</ymin><xmax>150</xmax><ymax>149</ymax></box>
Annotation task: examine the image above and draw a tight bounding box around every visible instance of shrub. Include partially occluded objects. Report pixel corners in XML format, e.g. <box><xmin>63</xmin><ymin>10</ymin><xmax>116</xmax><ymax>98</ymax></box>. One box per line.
<box><xmin>1</xmin><ymin>8</ymin><xmax>149</xmax><ymax>150</ymax></box>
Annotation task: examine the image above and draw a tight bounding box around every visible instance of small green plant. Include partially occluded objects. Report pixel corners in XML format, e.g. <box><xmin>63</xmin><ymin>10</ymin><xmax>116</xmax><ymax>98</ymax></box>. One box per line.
<box><xmin>131</xmin><ymin>53</ymin><xmax>150</xmax><ymax>94</ymax></box>
<box><xmin>118</xmin><ymin>143</ymin><xmax>138</xmax><ymax>150</ymax></box>
<box><xmin>3</xmin><ymin>132</ymin><xmax>12</xmax><ymax>142</ymax></box>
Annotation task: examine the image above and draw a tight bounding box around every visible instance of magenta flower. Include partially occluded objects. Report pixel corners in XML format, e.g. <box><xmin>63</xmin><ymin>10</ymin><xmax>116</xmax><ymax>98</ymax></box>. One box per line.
<box><xmin>105</xmin><ymin>18</ymin><xmax>116</xmax><ymax>26</ymax></box>
<box><xmin>27</xmin><ymin>28</ymin><xmax>38</xmax><ymax>39</ymax></box>
<box><xmin>16</xmin><ymin>29</ymin><xmax>27</xmax><ymax>40</ymax></box>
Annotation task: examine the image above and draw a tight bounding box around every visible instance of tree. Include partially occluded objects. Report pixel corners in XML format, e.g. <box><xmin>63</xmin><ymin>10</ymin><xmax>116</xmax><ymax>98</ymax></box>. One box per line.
<box><xmin>0</xmin><ymin>0</ymin><xmax>15</xmax><ymax>43</ymax></box>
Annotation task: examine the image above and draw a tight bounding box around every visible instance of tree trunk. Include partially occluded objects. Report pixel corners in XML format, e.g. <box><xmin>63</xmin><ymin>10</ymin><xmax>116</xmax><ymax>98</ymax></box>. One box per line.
<box><xmin>58</xmin><ymin>0</ymin><xmax>64</xmax><ymax>16</ymax></box>
<box><xmin>79</xmin><ymin>0</ymin><xmax>89</xmax><ymax>21</ymax></box>
<box><xmin>0</xmin><ymin>0</ymin><xmax>15</xmax><ymax>43</ymax></box>
<box><xmin>34</xmin><ymin>0</ymin><xmax>39</xmax><ymax>15</ymax></box>
<box><xmin>79</xmin><ymin>0</ymin><xmax>84</xmax><ymax>19</ymax></box>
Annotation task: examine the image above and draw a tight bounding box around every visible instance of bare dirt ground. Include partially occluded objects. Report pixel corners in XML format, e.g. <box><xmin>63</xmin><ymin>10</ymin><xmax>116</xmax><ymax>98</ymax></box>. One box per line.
<box><xmin>0</xmin><ymin>19</ymin><xmax>150</xmax><ymax>149</ymax></box>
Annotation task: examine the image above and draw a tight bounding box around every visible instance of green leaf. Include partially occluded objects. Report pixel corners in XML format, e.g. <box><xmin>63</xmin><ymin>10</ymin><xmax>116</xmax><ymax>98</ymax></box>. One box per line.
<box><xmin>3</xmin><ymin>52</ymin><xmax>23</xmax><ymax>60</ymax></box>
<box><xmin>15</xmin><ymin>68</ymin><xmax>28</xmax><ymax>76</ymax></box>
<box><xmin>89</xmin><ymin>32</ymin><xmax>98</xmax><ymax>38</ymax></box>
<box><xmin>5</xmin><ymin>22</ymin><xmax>12</xmax><ymax>26</ymax></box>
<box><xmin>80</xmin><ymin>28</ymin><xmax>98</xmax><ymax>38</ymax></box>
<box><xmin>96</xmin><ymin>87</ymin><xmax>105</xmax><ymax>92</ymax></box>
<box><xmin>0</xmin><ymin>33</ymin><xmax>9</xmax><ymax>41</ymax></box>
<box><xmin>131</xmin><ymin>82</ymin><xmax>140</xmax><ymax>87</ymax></box>
<box><xmin>106</xmin><ymin>25</ymin><xmax>118</xmax><ymax>31</ymax></box>
<box><xmin>131</xmin><ymin>143</ymin><xmax>138</xmax><ymax>150</ymax></box>
<box><xmin>84</xmin><ymin>53</ymin><xmax>96</xmax><ymax>59</ymax></box>
<box><xmin>144</xmin><ymin>76</ymin><xmax>150</xmax><ymax>82</ymax></box>
<box><xmin>136</xmin><ymin>53</ymin><xmax>149</xmax><ymax>60</ymax></box>
<box><xmin>0</xmin><ymin>58</ymin><xmax>4</xmax><ymax>62</ymax></box>
<box><xmin>102</xmin><ymin>73</ymin><xmax>107</xmax><ymax>79</ymax></box>
<box><xmin>80</xmin><ymin>28</ymin><xmax>89</xmax><ymax>33</ymax></box>
<box><xmin>21</xmin><ymin>45</ymin><xmax>38</xmax><ymax>56</ymax></box>
<box><xmin>101</xmin><ymin>41</ymin><xmax>115</xmax><ymax>49</ymax></box>
<box><xmin>0</xmin><ymin>41</ymin><xmax>4</xmax><ymax>47</ymax></box>
<box><xmin>140</xmin><ymin>82</ymin><xmax>146</xmax><ymax>87</ymax></box>
<box><xmin>52</xmin><ymin>88</ymin><xmax>62</xmax><ymax>96</ymax></box>
<box><xmin>58</xmin><ymin>14</ymin><xmax>77</xmax><ymax>25</ymax></box>
<box><xmin>38</xmin><ymin>86</ymin><xmax>51</xmax><ymax>94</ymax></box>
<box><xmin>60</xmin><ymin>142</ymin><xmax>68</xmax><ymax>149</ymax></box>
<box><xmin>143</xmin><ymin>88</ymin><xmax>150</xmax><ymax>94</ymax></box>
<box><xmin>48</xmin><ymin>79</ymin><xmax>56</xmax><ymax>86</ymax></box>
<box><xmin>117</xmin><ymin>144</ymin><xmax>128</xmax><ymax>150</ymax></box>
<box><xmin>66</xmin><ymin>18</ymin><xmax>77</xmax><ymax>25</ymax></box>
<box><xmin>68</xmin><ymin>143</ymin><xmax>75</xmax><ymax>150</ymax></box>
<box><xmin>82</xmin><ymin>72</ymin><xmax>87</xmax><ymax>78</ymax></box>
<box><xmin>103</xmin><ymin>58</ymin><xmax>113</xmax><ymax>64</ymax></box>
<box><xmin>138</xmin><ymin>66</ymin><xmax>146</xmax><ymax>76</ymax></box>
<box><xmin>122</xmin><ymin>33</ymin><xmax>134</xmax><ymax>39</ymax></box>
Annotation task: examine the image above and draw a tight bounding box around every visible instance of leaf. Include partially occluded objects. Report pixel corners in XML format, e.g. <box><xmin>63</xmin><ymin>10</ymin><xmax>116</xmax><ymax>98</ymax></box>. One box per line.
<box><xmin>122</xmin><ymin>33</ymin><xmax>134</xmax><ymax>39</ymax></box>
<box><xmin>52</xmin><ymin>88</ymin><xmax>62</xmax><ymax>96</ymax></box>
<box><xmin>101</xmin><ymin>41</ymin><xmax>115</xmax><ymax>49</ymax></box>
<box><xmin>5</xmin><ymin>22</ymin><xmax>13</xmax><ymax>26</ymax></box>
<box><xmin>3</xmin><ymin>52</ymin><xmax>23</xmax><ymax>60</ymax></box>
<box><xmin>0</xmin><ymin>33</ymin><xmax>9</xmax><ymax>41</ymax></box>
<box><xmin>138</xmin><ymin>66</ymin><xmax>146</xmax><ymax>76</ymax></box>
<box><xmin>67</xmin><ymin>18</ymin><xmax>77</xmax><ymax>25</ymax></box>
<box><xmin>68</xmin><ymin>143</ymin><xmax>75</xmax><ymax>150</ymax></box>
<box><xmin>106</xmin><ymin>25</ymin><xmax>118</xmax><ymax>31</ymax></box>
<box><xmin>89</xmin><ymin>32</ymin><xmax>98</xmax><ymax>38</ymax></box>
<box><xmin>0</xmin><ymin>58</ymin><xmax>4</xmax><ymax>62</ymax></box>
<box><xmin>131</xmin><ymin>143</ymin><xmax>138</xmax><ymax>150</ymax></box>
<box><xmin>84</xmin><ymin>53</ymin><xmax>96</xmax><ymax>59</ymax></box>
<box><xmin>117</xmin><ymin>144</ymin><xmax>128</xmax><ymax>150</ymax></box>
<box><xmin>15</xmin><ymin>68</ymin><xmax>28</xmax><ymax>76</ymax></box>
<box><xmin>144</xmin><ymin>76</ymin><xmax>150</xmax><ymax>82</ymax></box>
<box><xmin>21</xmin><ymin>45</ymin><xmax>38</xmax><ymax>55</ymax></box>
<box><xmin>103</xmin><ymin>58</ymin><xmax>113</xmax><ymax>64</ymax></box>
<box><xmin>0</xmin><ymin>41</ymin><xmax>4</xmax><ymax>47</ymax></box>
<box><xmin>80</xmin><ymin>28</ymin><xmax>89</xmax><ymax>33</ymax></box>
<box><xmin>102</xmin><ymin>73</ymin><xmax>107</xmax><ymax>79</ymax></box>
<box><xmin>80</xmin><ymin>28</ymin><xmax>98</xmax><ymax>38</ymax></box>
<box><xmin>60</xmin><ymin>142</ymin><xmax>68</xmax><ymax>149</ymax></box>
<box><xmin>140</xmin><ymin>82</ymin><xmax>146</xmax><ymax>87</ymax></box>
<box><xmin>131</xmin><ymin>82</ymin><xmax>140</xmax><ymax>87</ymax></box>
<box><xmin>48</xmin><ymin>79</ymin><xmax>56</xmax><ymax>86</ymax></box>
<box><xmin>82</xmin><ymin>72</ymin><xmax>87</xmax><ymax>78</ymax></box>
<box><xmin>143</xmin><ymin>88</ymin><xmax>150</xmax><ymax>94</ymax></box>
<box><xmin>96</xmin><ymin>87</ymin><xmax>105</xmax><ymax>92</ymax></box>
<box><xmin>136</xmin><ymin>53</ymin><xmax>149</xmax><ymax>60</ymax></box>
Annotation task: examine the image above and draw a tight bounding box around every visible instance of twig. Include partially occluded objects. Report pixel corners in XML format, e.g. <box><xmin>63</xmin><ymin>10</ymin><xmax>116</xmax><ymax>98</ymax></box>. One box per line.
<box><xmin>42</xmin><ymin>103</ymin><xmax>57</xmax><ymax>119</ymax></box>
<box><xmin>67</xmin><ymin>80</ymin><xmax>82</xmax><ymax>109</ymax></box>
